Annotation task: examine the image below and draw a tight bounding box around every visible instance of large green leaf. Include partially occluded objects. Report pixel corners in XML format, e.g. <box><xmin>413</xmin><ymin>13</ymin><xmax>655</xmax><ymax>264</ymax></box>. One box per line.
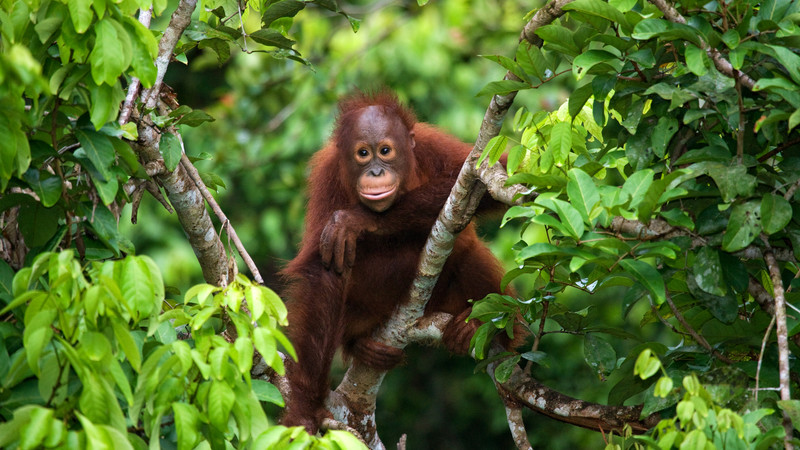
<box><xmin>632</xmin><ymin>19</ymin><xmax>704</xmax><ymax>47</ymax></box>
<box><xmin>208</xmin><ymin>381</ymin><xmax>235</xmax><ymax>431</ymax></box>
<box><xmin>567</xmin><ymin>168</ymin><xmax>599</xmax><ymax>224</ymax></box>
<box><xmin>90</xmin><ymin>19</ymin><xmax>130</xmax><ymax>86</ymax></box>
<box><xmin>22</xmin><ymin>169</ymin><xmax>62</xmax><ymax>208</ymax></box>
<box><xmin>261</xmin><ymin>0</ymin><xmax>306</xmax><ymax>26</ymax></box>
<box><xmin>548</xmin><ymin>122</ymin><xmax>572</xmax><ymax>165</ymax></box>
<box><xmin>563</xmin><ymin>0</ymin><xmax>629</xmax><ymax>29</ymax></box>
<box><xmin>583</xmin><ymin>333</ymin><xmax>616</xmax><ymax>376</ymax></box>
<box><xmin>693</xmin><ymin>247</ymin><xmax>725</xmax><ymax>296</ymax></box>
<box><xmin>67</xmin><ymin>0</ymin><xmax>93</xmax><ymax>33</ymax></box>
<box><xmin>75</xmin><ymin>129</ymin><xmax>115</xmax><ymax>180</ymax></box>
<box><xmin>159</xmin><ymin>133</ymin><xmax>182</xmax><ymax>171</ymax></box>
<box><xmin>572</xmin><ymin>50</ymin><xmax>620</xmax><ymax>80</ymax></box>
<box><xmin>760</xmin><ymin>193</ymin><xmax>792</xmax><ymax>235</ymax></box>
<box><xmin>722</xmin><ymin>201</ymin><xmax>762</xmax><ymax>252</ymax></box>
<box><xmin>619</xmin><ymin>259</ymin><xmax>665</xmax><ymax>304</ymax></box>
<box><xmin>620</xmin><ymin>169</ymin><xmax>653</xmax><ymax>208</ymax></box>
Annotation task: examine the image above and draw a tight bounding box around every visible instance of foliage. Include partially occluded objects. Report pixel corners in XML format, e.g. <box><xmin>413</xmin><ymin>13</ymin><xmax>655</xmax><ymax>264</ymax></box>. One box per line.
<box><xmin>0</xmin><ymin>0</ymin><xmax>356</xmax><ymax>268</ymax></box>
<box><xmin>622</xmin><ymin>350</ymin><xmax>786</xmax><ymax>449</ymax></box>
<box><xmin>0</xmin><ymin>251</ymin><xmax>362</xmax><ymax>449</ymax></box>
<box><xmin>472</xmin><ymin>0</ymin><xmax>800</xmax><ymax>444</ymax></box>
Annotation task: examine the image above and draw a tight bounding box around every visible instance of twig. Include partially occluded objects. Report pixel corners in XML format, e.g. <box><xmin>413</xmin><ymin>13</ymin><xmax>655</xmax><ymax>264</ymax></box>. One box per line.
<box><xmin>179</xmin><ymin>153</ymin><xmax>264</xmax><ymax>285</ymax></box>
<box><xmin>664</xmin><ymin>292</ymin><xmax>734</xmax><ymax>364</ymax></box>
<box><xmin>754</xmin><ymin>315</ymin><xmax>776</xmax><ymax>403</ymax></box>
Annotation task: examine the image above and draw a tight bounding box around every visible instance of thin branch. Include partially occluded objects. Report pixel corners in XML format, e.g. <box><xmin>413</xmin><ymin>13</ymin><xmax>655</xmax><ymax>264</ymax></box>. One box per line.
<box><xmin>179</xmin><ymin>153</ymin><xmax>264</xmax><ymax>285</ymax></box>
<box><xmin>610</xmin><ymin>217</ymin><xmax>796</xmax><ymax>262</ymax></box>
<box><xmin>119</xmin><ymin>8</ymin><xmax>153</xmax><ymax>125</ymax></box>
<box><xmin>487</xmin><ymin>344</ymin><xmax>658</xmax><ymax>433</ymax></box>
<box><xmin>754</xmin><ymin>315</ymin><xmax>776</xmax><ymax>403</ymax></box>
<box><xmin>141</xmin><ymin>0</ymin><xmax>198</xmax><ymax>110</ymax></box>
<box><xmin>761</xmin><ymin>237</ymin><xmax>794</xmax><ymax>449</ymax></box>
<box><xmin>664</xmin><ymin>292</ymin><xmax>734</xmax><ymax>364</ymax></box>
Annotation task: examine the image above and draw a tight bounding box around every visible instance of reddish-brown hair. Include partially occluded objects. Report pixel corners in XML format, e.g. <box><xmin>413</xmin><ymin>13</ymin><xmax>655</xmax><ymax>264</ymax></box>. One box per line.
<box><xmin>333</xmin><ymin>90</ymin><xmax>417</xmax><ymax>151</ymax></box>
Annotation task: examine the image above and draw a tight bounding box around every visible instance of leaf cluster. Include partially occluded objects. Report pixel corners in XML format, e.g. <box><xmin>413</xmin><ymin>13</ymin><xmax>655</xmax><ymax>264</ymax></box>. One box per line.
<box><xmin>0</xmin><ymin>250</ymin><xmax>361</xmax><ymax>449</ymax></box>
<box><xmin>472</xmin><ymin>0</ymin><xmax>800</xmax><ymax>443</ymax></box>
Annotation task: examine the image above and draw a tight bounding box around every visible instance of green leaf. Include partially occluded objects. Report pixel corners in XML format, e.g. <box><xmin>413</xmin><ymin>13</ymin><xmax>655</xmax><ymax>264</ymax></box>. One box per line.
<box><xmin>111</xmin><ymin>321</ymin><xmax>141</xmax><ymax>372</ymax></box>
<box><xmin>761</xmin><ymin>193</ymin><xmax>792</xmax><ymax>235</ymax></box>
<box><xmin>23</xmin><ymin>169</ymin><xmax>62</xmax><ymax>207</ymax></box>
<box><xmin>573</xmin><ymin>50</ymin><xmax>619</xmax><ymax>80</ymax></box>
<box><xmin>76</xmin><ymin>129</ymin><xmax>115</xmax><ymax>182</ymax></box>
<box><xmin>90</xmin><ymin>19</ymin><xmax>129</xmax><ymax>86</ymax></box>
<box><xmin>173</xmin><ymin>403</ymin><xmax>201</xmax><ymax>450</ymax></box>
<box><xmin>159</xmin><ymin>133</ymin><xmax>182</xmax><ymax>171</ymax></box>
<box><xmin>494</xmin><ymin>354</ymin><xmax>521</xmax><ymax>383</ymax></box>
<box><xmin>476</xmin><ymin>80</ymin><xmax>530</xmax><ymax>97</ymax></box>
<box><xmin>174</xmin><ymin>110</ymin><xmax>215</xmax><ymax>127</ymax></box>
<box><xmin>567</xmin><ymin>168</ymin><xmax>599</xmax><ymax>224</ymax></box>
<box><xmin>119</xmin><ymin>257</ymin><xmax>157</xmax><ymax>320</ymax></box>
<box><xmin>584</xmin><ymin>333</ymin><xmax>616</xmax><ymax>376</ymax></box>
<box><xmin>620</xmin><ymin>169</ymin><xmax>653</xmax><ymax>208</ymax></box>
<box><xmin>548</xmin><ymin>122</ymin><xmax>572</xmax><ymax>165</ymax></box>
<box><xmin>208</xmin><ymin>380</ymin><xmax>235</xmax><ymax>431</ymax></box>
<box><xmin>790</xmin><ymin>108</ymin><xmax>800</xmax><ymax>132</ymax></box>
<box><xmin>633</xmin><ymin>349</ymin><xmax>661</xmax><ymax>379</ymax></box>
<box><xmin>477</xmin><ymin>135</ymin><xmax>508</xmax><ymax>168</ymax></box>
<box><xmin>18</xmin><ymin>203</ymin><xmax>62</xmax><ymax>248</ymax></box>
<box><xmin>249</xmin><ymin>29</ymin><xmax>295</xmax><ymax>49</ymax></box>
<box><xmin>722</xmin><ymin>201</ymin><xmax>762</xmax><ymax>252</ymax></box>
<box><xmin>619</xmin><ymin>259</ymin><xmax>665</xmax><ymax>304</ymax></box>
<box><xmin>569</xmin><ymin>83</ymin><xmax>594</xmax><ymax>118</ymax></box>
<box><xmin>516</xmin><ymin>43</ymin><xmax>547</xmax><ymax>81</ymax></box>
<box><xmin>23</xmin><ymin>309</ymin><xmax>56</xmax><ymax>374</ymax></box>
<box><xmin>766</xmin><ymin>44</ymin><xmax>800</xmax><ymax>85</ymax></box>
<box><xmin>535</xmin><ymin>24</ymin><xmax>580</xmax><ymax>56</ymax></box>
<box><xmin>67</xmin><ymin>0</ymin><xmax>93</xmax><ymax>33</ymax></box>
<box><xmin>685</xmin><ymin>44</ymin><xmax>708</xmax><ymax>76</ymax></box>
<box><xmin>550</xmin><ymin>198</ymin><xmax>585</xmax><ymax>239</ymax></box>
<box><xmin>721</xmin><ymin>29</ymin><xmax>740</xmax><ymax>48</ymax></box>
<box><xmin>563</xmin><ymin>0</ymin><xmax>629</xmax><ymax>29</ymax></box>
<box><xmin>252</xmin><ymin>379</ymin><xmax>284</xmax><ymax>406</ymax></box>
<box><xmin>631</xmin><ymin>19</ymin><xmax>703</xmax><ymax>47</ymax></box>
<box><xmin>19</xmin><ymin>407</ymin><xmax>53</xmax><ymax>449</ymax></box>
<box><xmin>262</xmin><ymin>0</ymin><xmax>306</xmax><ymax>25</ymax></box>
<box><xmin>660</xmin><ymin>208</ymin><xmax>694</xmax><ymax>230</ymax></box>
<box><xmin>777</xmin><ymin>400</ymin><xmax>800</xmax><ymax>431</ymax></box>
<box><xmin>88</xmin><ymin>81</ymin><xmax>125</xmax><ymax>129</ymax></box>
<box><xmin>705</xmin><ymin>163</ymin><xmax>756</xmax><ymax>203</ymax></box>
<box><xmin>674</xmin><ymin>146</ymin><xmax>730</xmax><ymax>165</ymax></box>
<box><xmin>326</xmin><ymin>430</ymin><xmax>369</xmax><ymax>450</ymax></box>
<box><xmin>482</xmin><ymin>55</ymin><xmax>528</xmax><ymax>83</ymax></box>
<box><xmin>650</xmin><ymin>117</ymin><xmax>678</xmax><ymax>158</ymax></box>
<box><xmin>693</xmin><ymin>247</ymin><xmax>725</xmax><ymax>296</ymax></box>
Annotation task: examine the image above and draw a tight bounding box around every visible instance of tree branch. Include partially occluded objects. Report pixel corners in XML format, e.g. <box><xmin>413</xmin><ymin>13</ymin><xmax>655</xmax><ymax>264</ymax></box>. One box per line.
<box><xmin>127</xmin><ymin>0</ymin><xmax>231</xmax><ymax>286</ymax></box>
<box><xmin>761</xmin><ymin>237</ymin><xmax>794</xmax><ymax>449</ymax></box>
<box><xmin>179</xmin><ymin>153</ymin><xmax>264</xmax><ymax>285</ymax></box>
<box><xmin>646</xmin><ymin>0</ymin><xmax>756</xmax><ymax>89</ymax></box>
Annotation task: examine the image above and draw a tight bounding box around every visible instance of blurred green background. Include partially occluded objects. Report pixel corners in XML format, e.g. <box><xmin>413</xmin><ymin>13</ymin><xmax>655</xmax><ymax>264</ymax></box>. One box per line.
<box><xmin>118</xmin><ymin>1</ymin><xmax>667</xmax><ymax>446</ymax></box>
